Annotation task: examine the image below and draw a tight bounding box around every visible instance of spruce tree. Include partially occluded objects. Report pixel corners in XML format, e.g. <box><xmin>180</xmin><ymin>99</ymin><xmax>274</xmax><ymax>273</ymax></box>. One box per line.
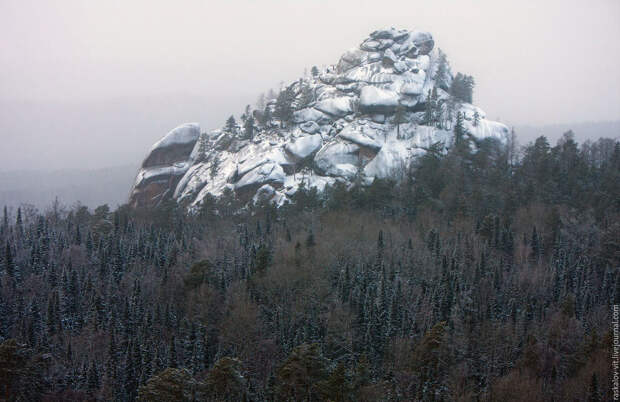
<box><xmin>2</xmin><ymin>206</ymin><xmax>7</xmax><ymax>231</ymax></box>
<box><xmin>196</xmin><ymin>133</ymin><xmax>208</xmax><ymax>163</ymax></box>
<box><xmin>5</xmin><ymin>241</ymin><xmax>14</xmax><ymax>277</ymax></box>
<box><xmin>244</xmin><ymin>115</ymin><xmax>255</xmax><ymax>140</ymax></box>
<box><xmin>453</xmin><ymin>111</ymin><xmax>467</xmax><ymax>150</ymax></box>
<box><xmin>169</xmin><ymin>336</ymin><xmax>178</xmax><ymax>368</ymax></box>
<box><xmin>433</xmin><ymin>49</ymin><xmax>450</xmax><ymax>90</ymax></box>
<box><xmin>224</xmin><ymin>115</ymin><xmax>237</xmax><ymax>133</ymax></box>
<box><xmin>423</xmin><ymin>89</ymin><xmax>435</xmax><ymax>125</ymax></box>
<box><xmin>588</xmin><ymin>372</ymin><xmax>600</xmax><ymax>402</ymax></box>
<box><xmin>274</xmin><ymin>87</ymin><xmax>294</xmax><ymax>128</ymax></box>
<box><xmin>87</xmin><ymin>361</ymin><xmax>100</xmax><ymax>393</ymax></box>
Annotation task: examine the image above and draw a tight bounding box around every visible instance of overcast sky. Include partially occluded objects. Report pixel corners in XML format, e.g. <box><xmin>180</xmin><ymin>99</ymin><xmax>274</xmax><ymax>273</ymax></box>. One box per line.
<box><xmin>1</xmin><ymin>0</ymin><xmax>619</xmax><ymax>171</ymax></box>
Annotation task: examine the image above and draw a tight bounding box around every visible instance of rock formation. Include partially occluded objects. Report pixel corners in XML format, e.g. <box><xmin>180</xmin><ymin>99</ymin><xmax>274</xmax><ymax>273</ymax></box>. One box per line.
<box><xmin>130</xmin><ymin>28</ymin><xmax>509</xmax><ymax>209</ymax></box>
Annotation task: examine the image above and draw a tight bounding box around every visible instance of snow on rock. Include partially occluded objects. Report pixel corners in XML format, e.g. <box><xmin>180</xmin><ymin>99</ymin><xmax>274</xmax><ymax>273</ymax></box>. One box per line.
<box><xmin>363</xmin><ymin>140</ymin><xmax>411</xmax><ymax>178</ymax></box>
<box><xmin>130</xmin><ymin>123</ymin><xmax>201</xmax><ymax>208</ymax></box>
<box><xmin>467</xmin><ymin>119</ymin><xmax>509</xmax><ymax>141</ymax></box>
<box><xmin>236</xmin><ymin>162</ymin><xmax>285</xmax><ymax>190</ymax></box>
<box><xmin>285</xmin><ymin>134</ymin><xmax>323</xmax><ymax>159</ymax></box>
<box><xmin>300</xmin><ymin>121</ymin><xmax>321</xmax><ymax>134</ymax></box>
<box><xmin>130</xmin><ymin>27</ymin><xmax>509</xmax><ymax>209</ymax></box>
<box><xmin>337</xmin><ymin>48</ymin><xmax>367</xmax><ymax>73</ymax></box>
<box><xmin>150</xmin><ymin>123</ymin><xmax>200</xmax><ymax>153</ymax></box>
<box><xmin>314</xmin><ymin>142</ymin><xmax>360</xmax><ymax>178</ymax></box>
<box><xmin>338</xmin><ymin>124</ymin><xmax>382</xmax><ymax>150</ymax></box>
<box><xmin>293</xmin><ymin>108</ymin><xmax>330</xmax><ymax>124</ymax></box>
<box><xmin>135</xmin><ymin>162</ymin><xmax>190</xmax><ymax>186</ymax></box>
<box><xmin>314</xmin><ymin>97</ymin><xmax>354</xmax><ymax>117</ymax></box>
<box><xmin>360</xmin><ymin>86</ymin><xmax>400</xmax><ymax>114</ymax></box>
<box><xmin>253</xmin><ymin>184</ymin><xmax>276</xmax><ymax>203</ymax></box>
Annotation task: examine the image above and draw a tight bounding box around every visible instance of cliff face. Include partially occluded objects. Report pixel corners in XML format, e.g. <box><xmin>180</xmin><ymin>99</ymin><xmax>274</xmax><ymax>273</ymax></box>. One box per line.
<box><xmin>129</xmin><ymin>123</ymin><xmax>199</xmax><ymax>208</ymax></box>
<box><xmin>130</xmin><ymin>28</ymin><xmax>508</xmax><ymax>209</ymax></box>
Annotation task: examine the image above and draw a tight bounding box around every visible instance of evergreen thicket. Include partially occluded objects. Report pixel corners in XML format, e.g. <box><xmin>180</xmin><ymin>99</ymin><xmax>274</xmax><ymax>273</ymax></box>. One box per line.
<box><xmin>0</xmin><ymin>132</ymin><xmax>618</xmax><ymax>401</ymax></box>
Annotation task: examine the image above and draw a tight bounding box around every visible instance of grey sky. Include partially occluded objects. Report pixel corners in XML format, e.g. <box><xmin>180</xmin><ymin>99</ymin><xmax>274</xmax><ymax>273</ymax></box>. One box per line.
<box><xmin>1</xmin><ymin>0</ymin><xmax>619</xmax><ymax>171</ymax></box>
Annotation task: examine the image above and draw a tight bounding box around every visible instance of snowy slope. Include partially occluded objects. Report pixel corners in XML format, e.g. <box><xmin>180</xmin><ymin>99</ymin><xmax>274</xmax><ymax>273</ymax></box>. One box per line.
<box><xmin>130</xmin><ymin>28</ymin><xmax>509</xmax><ymax>209</ymax></box>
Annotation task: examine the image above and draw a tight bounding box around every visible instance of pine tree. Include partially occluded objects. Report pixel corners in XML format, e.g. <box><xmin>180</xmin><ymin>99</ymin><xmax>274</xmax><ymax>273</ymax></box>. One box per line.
<box><xmin>169</xmin><ymin>336</ymin><xmax>178</xmax><ymax>368</ymax></box>
<box><xmin>16</xmin><ymin>207</ymin><xmax>22</xmax><ymax>227</ymax></box>
<box><xmin>87</xmin><ymin>361</ymin><xmax>100</xmax><ymax>393</ymax></box>
<box><xmin>531</xmin><ymin>226</ymin><xmax>541</xmax><ymax>260</ymax></box>
<box><xmin>377</xmin><ymin>230</ymin><xmax>385</xmax><ymax>258</ymax></box>
<box><xmin>394</xmin><ymin>102</ymin><xmax>406</xmax><ymax>139</ymax></box>
<box><xmin>311</xmin><ymin>66</ymin><xmax>319</xmax><ymax>77</ymax></box>
<box><xmin>243</xmin><ymin>115</ymin><xmax>255</xmax><ymax>140</ymax></box>
<box><xmin>298</xmin><ymin>83</ymin><xmax>314</xmax><ymax>109</ymax></box>
<box><xmin>4</xmin><ymin>241</ymin><xmax>14</xmax><ymax>277</ymax></box>
<box><xmin>196</xmin><ymin>133</ymin><xmax>209</xmax><ymax>163</ymax></box>
<box><xmin>240</xmin><ymin>104</ymin><xmax>251</xmax><ymax>123</ymax></box>
<box><xmin>224</xmin><ymin>115</ymin><xmax>237</xmax><ymax>133</ymax></box>
<box><xmin>450</xmin><ymin>73</ymin><xmax>475</xmax><ymax>103</ymax></box>
<box><xmin>275</xmin><ymin>87</ymin><xmax>295</xmax><ymax>127</ymax></box>
<box><xmin>463</xmin><ymin>74</ymin><xmax>475</xmax><ymax>103</ymax></box>
<box><xmin>2</xmin><ymin>206</ymin><xmax>7</xmax><ymax>231</ymax></box>
<box><xmin>75</xmin><ymin>224</ymin><xmax>81</xmax><ymax>245</ymax></box>
<box><xmin>262</xmin><ymin>105</ymin><xmax>272</xmax><ymax>126</ymax></box>
<box><xmin>588</xmin><ymin>372</ymin><xmax>600</xmax><ymax>402</ymax></box>
<box><xmin>277</xmin><ymin>343</ymin><xmax>328</xmax><ymax>401</ymax></box>
<box><xmin>423</xmin><ymin>89</ymin><xmax>435</xmax><ymax>125</ymax></box>
<box><xmin>453</xmin><ymin>111</ymin><xmax>467</xmax><ymax>152</ymax></box>
<box><xmin>256</xmin><ymin>93</ymin><xmax>266</xmax><ymax>110</ymax></box>
<box><xmin>433</xmin><ymin>49</ymin><xmax>450</xmax><ymax>90</ymax></box>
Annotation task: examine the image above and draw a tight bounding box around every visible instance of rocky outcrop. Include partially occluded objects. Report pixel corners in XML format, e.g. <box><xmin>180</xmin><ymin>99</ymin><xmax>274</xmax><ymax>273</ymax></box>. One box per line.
<box><xmin>129</xmin><ymin>123</ymin><xmax>200</xmax><ymax>208</ymax></box>
<box><xmin>129</xmin><ymin>27</ymin><xmax>509</xmax><ymax>209</ymax></box>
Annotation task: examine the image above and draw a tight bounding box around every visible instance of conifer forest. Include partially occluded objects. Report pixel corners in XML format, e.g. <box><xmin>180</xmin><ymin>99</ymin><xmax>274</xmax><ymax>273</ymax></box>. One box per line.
<box><xmin>1</xmin><ymin>132</ymin><xmax>618</xmax><ymax>401</ymax></box>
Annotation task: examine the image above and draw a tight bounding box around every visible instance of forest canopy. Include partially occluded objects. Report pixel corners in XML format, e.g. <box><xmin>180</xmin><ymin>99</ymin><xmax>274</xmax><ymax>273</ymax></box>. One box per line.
<box><xmin>0</xmin><ymin>132</ymin><xmax>618</xmax><ymax>401</ymax></box>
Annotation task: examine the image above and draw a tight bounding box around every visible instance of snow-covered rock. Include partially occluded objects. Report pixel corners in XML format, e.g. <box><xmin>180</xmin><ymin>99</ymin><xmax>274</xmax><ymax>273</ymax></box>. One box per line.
<box><xmin>285</xmin><ymin>134</ymin><xmax>323</xmax><ymax>159</ymax></box>
<box><xmin>338</xmin><ymin>124</ymin><xmax>382</xmax><ymax>150</ymax></box>
<box><xmin>300</xmin><ymin>121</ymin><xmax>320</xmax><ymax>134</ymax></box>
<box><xmin>314</xmin><ymin>97</ymin><xmax>354</xmax><ymax>117</ymax></box>
<box><xmin>293</xmin><ymin>108</ymin><xmax>330</xmax><ymax>124</ymax></box>
<box><xmin>236</xmin><ymin>162</ymin><xmax>285</xmax><ymax>191</ymax></box>
<box><xmin>314</xmin><ymin>142</ymin><xmax>360</xmax><ymax>178</ymax></box>
<box><xmin>130</xmin><ymin>123</ymin><xmax>200</xmax><ymax>207</ymax></box>
<box><xmin>150</xmin><ymin>123</ymin><xmax>200</xmax><ymax>152</ymax></box>
<box><xmin>129</xmin><ymin>27</ymin><xmax>509</xmax><ymax>209</ymax></box>
<box><xmin>360</xmin><ymin>86</ymin><xmax>400</xmax><ymax>114</ymax></box>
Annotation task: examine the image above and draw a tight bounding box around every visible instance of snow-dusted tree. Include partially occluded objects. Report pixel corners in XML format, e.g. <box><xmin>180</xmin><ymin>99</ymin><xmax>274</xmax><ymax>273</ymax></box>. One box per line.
<box><xmin>433</xmin><ymin>49</ymin><xmax>450</xmax><ymax>91</ymax></box>
<box><xmin>274</xmin><ymin>87</ymin><xmax>295</xmax><ymax>127</ymax></box>
<box><xmin>243</xmin><ymin>115</ymin><xmax>255</xmax><ymax>140</ymax></box>
<box><xmin>453</xmin><ymin>111</ymin><xmax>469</xmax><ymax>154</ymax></box>
<box><xmin>394</xmin><ymin>102</ymin><xmax>407</xmax><ymax>139</ymax></box>
<box><xmin>240</xmin><ymin>104</ymin><xmax>251</xmax><ymax>123</ymax></box>
<box><xmin>255</xmin><ymin>92</ymin><xmax>266</xmax><ymax>110</ymax></box>
<box><xmin>224</xmin><ymin>115</ymin><xmax>237</xmax><ymax>134</ymax></box>
<box><xmin>298</xmin><ymin>83</ymin><xmax>314</xmax><ymax>109</ymax></box>
<box><xmin>195</xmin><ymin>133</ymin><xmax>208</xmax><ymax>163</ymax></box>
<box><xmin>423</xmin><ymin>89</ymin><xmax>434</xmax><ymax>126</ymax></box>
<box><xmin>450</xmin><ymin>73</ymin><xmax>475</xmax><ymax>103</ymax></box>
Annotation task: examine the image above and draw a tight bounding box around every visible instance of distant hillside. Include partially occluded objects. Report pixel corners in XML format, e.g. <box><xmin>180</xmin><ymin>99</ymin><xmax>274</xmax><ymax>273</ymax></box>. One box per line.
<box><xmin>514</xmin><ymin>120</ymin><xmax>620</xmax><ymax>145</ymax></box>
<box><xmin>0</xmin><ymin>164</ymin><xmax>137</xmax><ymax>210</ymax></box>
